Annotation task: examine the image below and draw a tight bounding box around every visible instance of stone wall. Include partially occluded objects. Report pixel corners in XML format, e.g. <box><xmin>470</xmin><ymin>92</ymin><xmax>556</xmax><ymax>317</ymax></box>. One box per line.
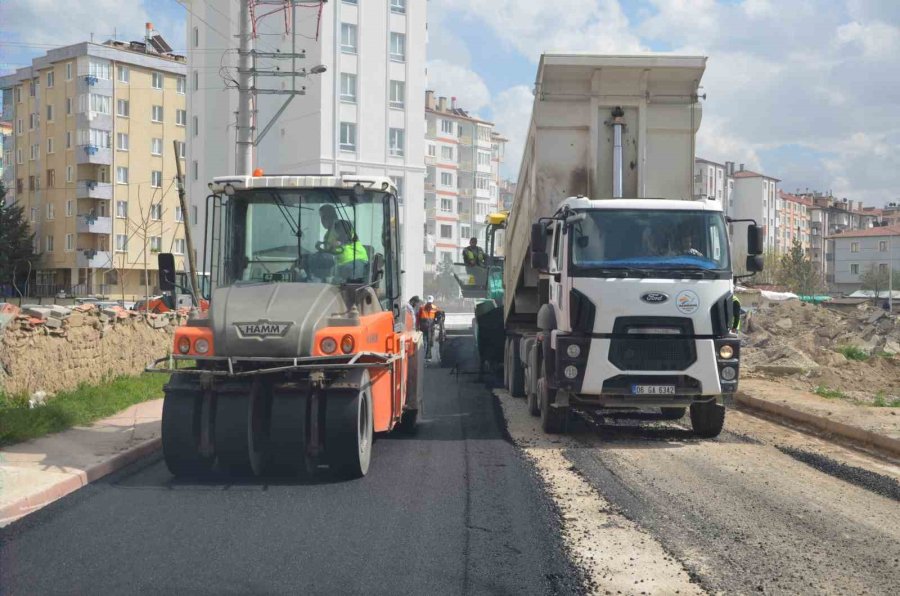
<box><xmin>0</xmin><ymin>304</ymin><xmax>182</xmax><ymax>397</ymax></box>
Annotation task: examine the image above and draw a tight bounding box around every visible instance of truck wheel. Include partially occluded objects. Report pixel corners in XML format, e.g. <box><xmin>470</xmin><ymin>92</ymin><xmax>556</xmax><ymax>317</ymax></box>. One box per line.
<box><xmin>690</xmin><ymin>401</ymin><xmax>726</xmax><ymax>438</ymax></box>
<box><xmin>660</xmin><ymin>407</ymin><xmax>686</xmax><ymax>420</ymax></box>
<box><xmin>326</xmin><ymin>372</ymin><xmax>373</xmax><ymax>479</ymax></box>
<box><xmin>509</xmin><ymin>337</ymin><xmax>526</xmax><ymax>398</ymax></box>
<box><xmin>267</xmin><ymin>386</ymin><xmax>313</xmax><ymax>477</ymax></box>
<box><xmin>161</xmin><ymin>375</ymin><xmax>214</xmax><ymax>477</ymax></box>
<box><xmin>215</xmin><ymin>382</ymin><xmax>268</xmax><ymax>476</ymax></box>
<box><xmin>539</xmin><ymin>377</ymin><xmax>568</xmax><ymax>434</ymax></box>
<box><xmin>398</xmin><ymin>409</ymin><xmax>418</xmax><ymax>435</ymax></box>
<box><xmin>527</xmin><ymin>352</ymin><xmax>541</xmax><ymax>417</ymax></box>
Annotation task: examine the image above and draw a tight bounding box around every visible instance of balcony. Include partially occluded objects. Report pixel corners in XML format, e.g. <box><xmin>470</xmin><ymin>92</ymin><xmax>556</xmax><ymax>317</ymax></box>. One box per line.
<box><xmin>76</xmin><ymin>249</ymin><xmax>113</xmax><ymax>268</ymax></box>
<box><xmin>77</xmin><ymin>214</ymin><xmax>112</xmax><ymax>234</ymax></box>
<box><xmin>475</xmin><ymin>187</ymin><xmax>492</xmax><ymax>200</ymax></box>
<box><xmin>76</xmin><ymin>145</ymin><xmax>112</xmax><ymax>165</ymax></box>
<box><xmin>76</xmin><ymin>179</ymin><xmax>113</xmax><ymax>200</ymax></box>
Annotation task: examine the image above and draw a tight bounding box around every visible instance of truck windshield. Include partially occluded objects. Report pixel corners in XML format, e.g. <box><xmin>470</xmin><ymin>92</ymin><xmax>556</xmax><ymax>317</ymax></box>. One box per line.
<box><xmin>222</xmin><ymin>188</ymin><xmax>394</xmax><ymax>295</ymax></box>
<box><xmin>569</xmin><ymin>209</ymin><xmax>730</xmax><ymax>275</ymax></box>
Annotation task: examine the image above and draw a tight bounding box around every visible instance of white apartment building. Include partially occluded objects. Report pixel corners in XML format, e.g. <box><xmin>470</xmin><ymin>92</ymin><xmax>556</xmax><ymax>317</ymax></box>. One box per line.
<box><xmin>187</xmin><ymin>0</ymin><xmax>425</xmax><ymax>298</ymax></box>
<box><xmin>693</xmin><ymin>157</ymin><xmax>733</xmax><ymax>216</ymax></box>
<box><xmin>423</xmin><ymin>93</ymin><xmax>505</xmax><ymax>275</ymax></box>
<box><xmin>730</xmin><ymin>165</ymin><xmax>779</xmax><ymax>257</ymax></box>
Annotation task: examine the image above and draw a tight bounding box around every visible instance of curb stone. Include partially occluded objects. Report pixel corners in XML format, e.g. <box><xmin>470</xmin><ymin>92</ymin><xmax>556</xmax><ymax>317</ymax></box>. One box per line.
<box><xmin>0</xmin><ymin>437</ymin><xmax>162</xmax><ymax>526</ymax></box>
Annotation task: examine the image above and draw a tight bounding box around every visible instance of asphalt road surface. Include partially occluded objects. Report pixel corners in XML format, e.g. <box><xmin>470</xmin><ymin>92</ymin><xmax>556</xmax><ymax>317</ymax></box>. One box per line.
<box><xmin>0</xmin><ymin>340</ymin><xmax>582</xmax><ymax>595</ymax></box>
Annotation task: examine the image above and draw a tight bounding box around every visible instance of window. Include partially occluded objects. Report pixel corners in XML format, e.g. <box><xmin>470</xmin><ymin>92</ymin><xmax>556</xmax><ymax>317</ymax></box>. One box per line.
<box><xmin>88</xmin><ymin>60</ymin><xmax>110</xmax><ymax>80</ymax></box>
<box><xmin>175</xmin><ymin>206</ymin><xmax>184</xmax><ymax>222</ymax></box>
<box><xmin>389</xmin><ymin>176</ymin><xmax>404</xmax><ymax>204</ymax></box>
<box><xmin>47</xmin><ymin>203</ymin><xmax>55</xmax><ymax>220</ymax></box>
<box><xmin>16</xmin><ymin>148</ymin><xmax>22</xmax><ymax>164</ymax></box>
<box><xmin>151</xmin><ymin>105</ymin><xmax>163</xmax><ymax>122</ymax></box>
<box><xmin>117</xmin><ymin>133</ymin><xmax>129</xmax><ymax>151</ymax></box>
<box><xmin>46</xmin><ymin>169</ymin><xmax>55</xmax><ymax>188</ymax></box>
<box><xmin>192</xmin><ymin>206</ymin><xmax>198</xmax><ymax>222</ymax></box>
<box><xmin>440</xmin><ymin>224</ymin><xmax>453</xmax><ymax>239</ymax></box>
<box><xmin>176</xmin><ymin>109</ymin><xmax>187</xmax><ymax>126</ymax></box>
<box><xmin>66</xmin><ymin>166</ymin><xmax>73</xmax><ymax>183</ymax></box>
<box><xmin>340</xmin><ymin>122</ymin><xmax>357</xmax><ymax>151</ymax></box>
<box><xmin>118</xmin><ymin>66</ymin><xmax>129</xmax><ymax>83</ymax></box>
<box><xmin>193</xmin><ymin>70</ymin><xmax>199</xmax><ymax>91</ymax></box>
<box><xmin>390</xmin><ymin>33</ymin><xmax>406</xmax><ymax>61</ymax></box>
<box><xmin>30</xmin><ymin>207</ymin><xmax>36</xmax><ymax>221</ymax></box>
<box><xmin>440</xmin><ymin>198</ymin><xmax>452</xmax><ymax>213</ymax></box>
<box><xmin>31</xmin><ymin>144</ymin><xmax>39</xmax><ymax>160</ymax></box>
<box><xmin>476</xmin><ymin>174</ymin><xmax>490</xmax><ymax>191</ymax></box>
<box><xmin>14</xmin><ymin>86</ymin><xmax>21</xmax><ymax>103</ymax></box>
<box><xmin>28</xmin><ymin>176</ymin><xmax>35</xmax><ymax>191</ymax></box>
<box><xmin>116</xmin><ymin>166</ymin><xmax>128</xmax><ymax>184</ymax></box>
<box><xmin>29</xmin><ymin>114</ymin><xmax>37</xmax><ymax>129</ymax></box>
<box><xmin>46</xmin><ymin>71</ymin><xmax>54</xmax><ymax>87</ymax></box>
<box><xmin>16</xmin><ymin>119</ymin><xmax>22</xmax><ymax>135</ymax></box>
<box><xmin>174</xmin><ymin>238</ymin><xmax>186</xmax><ymax>254</ymax></box>
<box><xmin>65</xmin><ymin>234</ymin><xmax>74</xmax><ymax>252</ymax></box>
<box><xmin>151</xmin><ymin>172</ymin><xmax>163</xmax><ymax>189</ymax></box>
<box><xmin>879</xmin><ymin>240</ymin><xmax>888</xmax><ymax>252</ymax></box>
<box><xmin>850</xmin><ymin>242</ymin><xmax>859</xmax><ymax>253</ymax></box>
<box><xmin>390</xmin><ymin>0</ymin><xmax>406</xmax><ymax>14</ymax></box>
<box><xmin>440</xmin><ymin>120</ymin><xmax>453</xmax><ymax>135</ymax></box>
<box><xmin>427</xmin><ymin>144</ymin><xmax>436</xmax><ymax>157</ymax></box>
<box><xmin>66</xmin><ymin>132</ymin><xmax>72</xmax><ymax>149</ymax></box>
<box><xmin>389</xmin><ymin>80</ymin><xmax>405</xmax><ymax>108</ymax></box>
<box><xmin>441</xmin><ymin>146</ymin><xmax>453</xmax><ymax>161</ymax></box>
<box><xmin>66</xmin><ymin>63</ymin><xmax>72</xmax><ymax>80</ymax></box>
<box><xmin>152</xmin><ymin>72</ymin><xmax>163</xmax><ymax>90</ymax></box>
<box><xmin>341</xmin><ymin>23</ymin><xmax>358</xmax><ymax>53</ymax></box>
<box><xmin>80</xmin><ymin>93</ymin><xmax>110</xmax><ymax>114</ymax></box>
<box><xmin>150</xmin><ymin>236</ymin><xmax>162</xmax><ymax>252</ymax></box>
<box><xmin>151</xmin><ymin>138</ymin><xmax>163</xmax><ymax>155</ymax></box>
<box><xmin>66</xmin><ymin>97</ymin><xmax>72</xmax><ymax>115</ymax></box>
<box><xmin>193</xmin><ymin>26</ymin><xmax>199</xmax><ymax>47</ymax></box>
<box><xmin>440</xmin><ymin>172</ymin><xmax>453</xmax><ymax>187</ymax></box>
<box><xmin>177</xmin><ymin>76</ymin><xmax>186</xmax><ymax>94</ymax></box>
<box><xmin>117</xmin><ymin>98</ymin><xmax>129</xmax><ymax>117</ymax></box>
<box><xmin>116</xmin><ymin>200</ymin><xmax>127</xmax><ymax>218</ymax></box>
<box><xmin>389</xmin><ymin>128</ymin><xmax>404</xmax><ymax>157</ymax></box>
<box><xmin>879</xmin><ymin>263</ymin><xmax>889</xmax><ymax>273</ymax></box>
<box><xmin>477</xmin><ymin>151</ymin><xmax>490</xmax><ymax>167</ymax></box>
<box><xmin>79</xmin><ymin>128</ymin><xmax>111</xmax><ymax>148</ymax></box>
<box><xmin>193</xmin><ymin>116</ymin><xmax>199</xmax><ymax>136</ymax></box>
<box><xmin>177</xmin><ymin>141</ymin><xmax>186</xmax><ymax>159</ymax></box>
<box><xmin>192</xmin><ymin>160</ymin><xmax>198</xmax><ymax>181</ymax></box>
<box><xmin>340</xmin><ymin>73</ymin><xmax>357</xmax><ymax>102</ymax></box>
<box><xmin>46</xmin><ymin>235</ymin><xmax>54</xmax><ymax>252</ymax></box>
<box><xmin>343</xmin><ymin>0</ymin><xmax>357</xmax><ymax>3</ymax></box>
<box><xmin>116</xmin><ymin>234</ymin><xmax>128</xmax><ymax>252</ymax></box>
<box><xmin>47</xmin><ymin>138</ymin><xmax>54</xmax><ymax>154</ymax></box>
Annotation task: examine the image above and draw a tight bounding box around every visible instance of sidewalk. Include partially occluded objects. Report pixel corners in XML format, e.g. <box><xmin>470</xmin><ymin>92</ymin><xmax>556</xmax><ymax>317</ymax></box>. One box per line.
<box><xmin>737</xmin><ymin>379</ymin><xmax>900</xmax><ymax>459</ymax></box>
<box><xmin>0</xmin><ymin>399</ymin><xmax>162</xmax><ymax>526</ymax></box>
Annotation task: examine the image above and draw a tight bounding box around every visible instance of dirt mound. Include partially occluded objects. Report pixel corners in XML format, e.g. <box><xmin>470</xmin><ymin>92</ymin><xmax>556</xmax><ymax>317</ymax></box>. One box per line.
<box><xmin>742</xmin><ymin>301</ymin><xmax>900</xmax><ymax>403</ymax></box>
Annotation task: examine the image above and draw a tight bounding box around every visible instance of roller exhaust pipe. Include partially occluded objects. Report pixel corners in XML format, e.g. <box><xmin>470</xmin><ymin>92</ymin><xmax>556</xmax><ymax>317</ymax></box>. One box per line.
<box><xmin>610</xmin><ymin>107</ymin><xmax>625</xmax><ymax>198</ymax></box>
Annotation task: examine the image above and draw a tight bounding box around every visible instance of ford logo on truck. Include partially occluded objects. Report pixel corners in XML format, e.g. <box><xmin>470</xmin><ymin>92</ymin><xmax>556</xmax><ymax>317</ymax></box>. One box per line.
<box><xmin>640</xmin><ymin>292</ymin><xmax>669</xmax><ymax>304</ymax></box>
<box><xmin>235</xmin><ymin>320</ymin><xmax>293</xmax><ymax>339</ymax></box>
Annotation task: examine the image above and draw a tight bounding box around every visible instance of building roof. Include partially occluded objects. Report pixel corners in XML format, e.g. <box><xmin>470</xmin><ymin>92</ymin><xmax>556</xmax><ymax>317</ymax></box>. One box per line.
<box><xmin>826</xmin><ymin>225</ymin><xmax>900</xmax><ymax>240</ymax></box>
<box><xmin>778</xmin><ymin>190</ymin><xmax>813</xmax><ymax>207</ymax></box>
<box><xmin>733</xmin><ymin>169</ymin><xmax>780</xmax><ymax>181</ymax></box>
<box><xmin>695</xmin><ymin>156</ymin><xmax>725</xmax><ymax>167</ymax></box>
<box><xmin>425</xmin><ymin>107</ymin><xmax>494</xmax><ymax>126</ymax></box>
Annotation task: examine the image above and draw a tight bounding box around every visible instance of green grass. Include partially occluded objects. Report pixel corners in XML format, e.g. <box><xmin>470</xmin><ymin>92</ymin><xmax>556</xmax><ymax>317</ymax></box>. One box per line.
<box><xmin>813</xmin><ymin>385</ymin><xmax>847</xmax><ymax>400</ymax></box>
<box><xmin>838</xmin><ymin>345</ymin><xmax>870</xmax><ymax>361</ymax></box>
<box><xmin>0</xmin><ymin>373</ymin><xmax>169</xmax><ymax>447</ymax></box>
<box><xmin>873</xmin><ymin>392</ymin><xmax>900</xmax><ymax>408</ymax></box>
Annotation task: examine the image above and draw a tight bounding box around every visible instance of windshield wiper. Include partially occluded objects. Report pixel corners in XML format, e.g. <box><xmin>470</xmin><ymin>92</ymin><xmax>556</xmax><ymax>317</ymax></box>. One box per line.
<box><xmin>591</xmin><ymin>266</ymin><xmax>650</xmax><ymax>278</ymax></box>
<box><xmin>659</xmin><ymin>267</ymin><xmax>720</xmax><ymax>279</ymax></box>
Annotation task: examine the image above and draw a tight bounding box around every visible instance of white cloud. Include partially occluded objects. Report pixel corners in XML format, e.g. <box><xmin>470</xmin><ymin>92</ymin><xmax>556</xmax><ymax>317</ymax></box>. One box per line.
<box><xmin>490</xmin><ymin>85</ymin><xmax>535</xmax><ymax>179</ymax></box>
<box><xmin>835</xmin><ymin>21</ymin><xmax>900</xmax><ymax>59</ymax></box>
<box><xmin>426</xmin><ymin>60</ymin><xmax>492</xmax><ymax>112</ymax></box>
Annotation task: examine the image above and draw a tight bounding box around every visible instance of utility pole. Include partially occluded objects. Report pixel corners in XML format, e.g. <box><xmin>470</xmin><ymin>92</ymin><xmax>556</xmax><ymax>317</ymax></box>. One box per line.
<box><xmin>236</xmin><ymin>0</ymin><xmax>255</xmax><ymax>176</ymax></box>
<box><xmin>174</xmin><ymin>140</ymin><xmax>200</xmax><ymax>304</ymax></box>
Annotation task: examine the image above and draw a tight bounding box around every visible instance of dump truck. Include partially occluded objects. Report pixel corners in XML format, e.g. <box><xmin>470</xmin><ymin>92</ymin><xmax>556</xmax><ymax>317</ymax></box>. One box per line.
<box><xmin>497</xmin><ymin>54</ymin><xmax>764</xmax><ymax>437</ymax></box>
<box><xmin>148</xmin><ymin>175</ymin><xmax>423</xmax><ymax>478</ymax></box>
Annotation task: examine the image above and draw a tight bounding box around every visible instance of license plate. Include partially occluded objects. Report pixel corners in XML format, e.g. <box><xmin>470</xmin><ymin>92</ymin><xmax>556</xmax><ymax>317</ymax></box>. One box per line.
<box><xmin>631</xmin><ymin>385</ymin><xmax>676</xmax><ymax>395</ymax></box>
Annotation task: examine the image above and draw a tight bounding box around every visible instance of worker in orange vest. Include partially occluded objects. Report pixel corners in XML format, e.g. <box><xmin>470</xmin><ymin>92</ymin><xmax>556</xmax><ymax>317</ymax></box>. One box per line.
<box><xmin>417</xmin><ymin>295</ymin><xmax>442</xmax><ymax>360</ymax></box>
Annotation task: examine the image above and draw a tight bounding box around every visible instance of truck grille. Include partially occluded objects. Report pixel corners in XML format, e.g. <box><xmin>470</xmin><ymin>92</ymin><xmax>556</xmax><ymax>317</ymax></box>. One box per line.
<box><xmin>609</xmin><ymin>317</ymin><xmax>697</xmax><ymax>371</ymax></box>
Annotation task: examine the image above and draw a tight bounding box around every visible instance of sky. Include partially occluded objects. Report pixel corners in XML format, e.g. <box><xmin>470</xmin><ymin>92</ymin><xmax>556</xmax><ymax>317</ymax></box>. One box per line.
<box><xmin>2</xmin><ymin>0</ymin><xmax>898</xmax><ymax>207</ymax></box>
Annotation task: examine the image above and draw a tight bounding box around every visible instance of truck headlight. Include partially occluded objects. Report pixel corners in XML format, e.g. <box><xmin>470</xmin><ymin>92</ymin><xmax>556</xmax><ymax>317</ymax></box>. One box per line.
<box><xmin>721</xmin><ymin>366</ymin><xmax>737</xmax><ymax>381</ymax></box>
<box><xmin>719</xmin><ymin>344</ymin><xmax>734</xmax><ymax>359</ymax></box>
<box><xmin>320</xmin><ymin>337</ymin><xmax>337</xmax><ymax>354</ymax></box>
<box><xmin>566</xmin><ymin>344</ymin><xmax>581</xmax><ymax>358</ymax></box>
<box><xmin>194</xmin><ymin>338</ymin><xmax>210</xmax><ymax>355</ymax></box>
<box><xmin>564</xmin><ymin>365</ymin><xmax>579</xmax><ymax>379</ymax></box>
<box><xmin>177</xmin><ymin>337</ymin><xmax>191</xmax><ymax>354</ymax></box>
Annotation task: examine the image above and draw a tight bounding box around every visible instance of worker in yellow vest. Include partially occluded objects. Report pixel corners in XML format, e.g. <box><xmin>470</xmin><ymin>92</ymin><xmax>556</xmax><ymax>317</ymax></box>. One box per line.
<box><xmin>332</xmin><ymin>220</ymin><xmax>369</xmax><ymax>281</ymax></box>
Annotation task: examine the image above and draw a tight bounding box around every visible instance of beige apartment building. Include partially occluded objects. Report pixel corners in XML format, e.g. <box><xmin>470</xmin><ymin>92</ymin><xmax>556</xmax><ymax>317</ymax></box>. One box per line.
<box><xmin>0</xmin><ymin>36</ymin><xmax>187</xmax><ymax>298</ymax></box>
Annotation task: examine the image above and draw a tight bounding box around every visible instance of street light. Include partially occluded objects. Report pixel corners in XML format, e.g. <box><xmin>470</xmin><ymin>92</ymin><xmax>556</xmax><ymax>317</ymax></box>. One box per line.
<box><xmin>309</xmin><ymin>65</ymin><xmax>327</xmax><ymax>75</ymax></box>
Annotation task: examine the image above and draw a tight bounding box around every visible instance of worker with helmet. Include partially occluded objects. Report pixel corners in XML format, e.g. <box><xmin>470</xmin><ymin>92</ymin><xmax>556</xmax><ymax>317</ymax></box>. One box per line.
<box><xmin>417</xmin><ymin>295</ymin><xmax>443</xmax><ymax>360</ymax></box>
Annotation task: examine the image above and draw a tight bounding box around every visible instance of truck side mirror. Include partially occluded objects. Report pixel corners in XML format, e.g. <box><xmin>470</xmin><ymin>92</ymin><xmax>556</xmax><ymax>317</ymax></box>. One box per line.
<box><xmin>372</xmin><ymin>253</ymin><xmax>385</xmax><ymax>282</ymax></box>
<box><xmin>158</xmin><ymin>253</ymin><xmax>177</xmax><ymax>292</ymax></box>
<box><xmin>531</xmin><ymin>222</ymin><xmax>547</xmax><ymax>254</ymax></box>
<box><xmin>747</xmin><ymin>224</ymin><xmax>764</xmax><ymax>256</ymax></box>
<box><xmin>532</xmin><ymin>251</ymin><xmax>550</xmax><ymax>271</ymax></box>
<box><xmin>746</xmin><ymin>255</ymin><xmax>764</xmax><ymax>273</ymax></box>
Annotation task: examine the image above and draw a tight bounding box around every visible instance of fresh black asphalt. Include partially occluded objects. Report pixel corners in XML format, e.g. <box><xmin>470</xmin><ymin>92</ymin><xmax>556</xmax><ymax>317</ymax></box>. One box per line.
<box><xmin>0</xmin><ymin>339</ymin><xmax>582</xmax><ymax>595</ymax></box>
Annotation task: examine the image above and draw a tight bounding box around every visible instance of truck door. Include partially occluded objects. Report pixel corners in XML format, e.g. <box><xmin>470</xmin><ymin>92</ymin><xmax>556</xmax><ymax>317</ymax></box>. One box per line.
<box><xmin>548</xmin><ymin>222</ymin><xmax>564</xmax><ymax>319</ymax></box>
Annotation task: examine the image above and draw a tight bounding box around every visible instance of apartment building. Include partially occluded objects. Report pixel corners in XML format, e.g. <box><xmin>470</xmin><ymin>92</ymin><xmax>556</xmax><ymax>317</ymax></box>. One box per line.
<box><xmin>828</xmin><ymin>225</ymin><xmax>899</xmax><ymax>294</ymax></box>
<box><xmin>0</xmin><ymin>121</ymin><xmax>12</xmax><ymax>181</ymax></box>
<box><xmin>729</xmin><ymin>165</ymin><xmax>779</xmax><ymax>257</ymax></box>
<box><xmin>423</xmin><ymin>93</ymin><xmax>506</xmax><ymax>274</ymax></box>
<box><xmin>188</xmin><ymin>0</ymin><xmax>425</xmax><ymax>298</ymax></box>
<box><xmin>775</xmin><ymin>190</ymin><xmax>812</xmax><ymax>253</ymax></box>
<box><xmin>499</xmin><ymin>179</ymin><xmax>517</xmax><ymax>211</ymax></box>
<box><xmin>693</xmin><ymin>157</ymin><xmax>734</xmax><ymax>216</ymax></box>
<box><xmin>0</xmin><ymin>35</ymin><xmax>187</xmax><ymax>297</ymax></box>
<box><xmin>805</xmin><ymin>192</ymin><xmax>879</xmax><ymax>286</ymax></box>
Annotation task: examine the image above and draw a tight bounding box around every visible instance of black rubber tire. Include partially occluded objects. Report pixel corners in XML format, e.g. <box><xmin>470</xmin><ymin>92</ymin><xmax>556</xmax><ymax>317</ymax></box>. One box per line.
<box><xmin>214</xmin><ymin>383</ymin><xmax>267</xmax><ymax>476</ymax></box>
<box><xmin>509</xmin><ymin>337</ymin><xmax>526</xmax><ymax>398</ymax></box>
<box><xmin>690</xmin><ymin>401</ymin><xmax>726</xmax><ymax>438</ymax></box>
<box><xmin>398</xmin><ymin>408</ymin><xmax>418</xmax><ymax>435</ymax></box>
<box><xmin>161</xmin><ymin>375</ymin><xmax>214</xmax><ymax>477</ymax></box>
<box><xmin>326</xmin><ymin>372</ymin><xmax>373</xmax><ymax>479</ymax></box>
<box><xmin>539</xmin><ymin>377</ymin><xmax>568</xmax><ymax>434</ymax></box>
<box><xmin>660</xmin><ymin>407</ymin><xmax>687</xmax><ymax>420</ymax></box>
<box><xmin>267</xmin><ymin>386</ymin><xmax>313</xmax><ymax>477</ymax></box>
<box><xmin>527</xmin><ymin>350</ymin><xmax>541</xmax><ymax>417</ymax></box>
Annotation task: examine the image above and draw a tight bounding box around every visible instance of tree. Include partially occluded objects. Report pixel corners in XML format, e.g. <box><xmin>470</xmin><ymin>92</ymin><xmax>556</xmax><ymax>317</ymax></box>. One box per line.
<box><xmin>0</xmin><ymin>183</ymin><xmax>37</xmax><ymax>296</ymax></box>
<box><xmin>776</xmin><ymin>239</ymin><xmax>822</xmax><ymax>296</ymax></box>
<box><xmin>859</xmin><ymin>263</ymin><xmax>890</xmax><ymax>301</ymax></box>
